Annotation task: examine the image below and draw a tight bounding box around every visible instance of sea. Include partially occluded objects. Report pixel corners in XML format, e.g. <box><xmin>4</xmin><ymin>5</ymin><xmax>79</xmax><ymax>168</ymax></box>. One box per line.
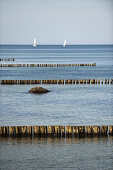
<box><xmin>0</xmin><ymin>44</ymin><xmax>113</xmax><ymax>169</ymax></box>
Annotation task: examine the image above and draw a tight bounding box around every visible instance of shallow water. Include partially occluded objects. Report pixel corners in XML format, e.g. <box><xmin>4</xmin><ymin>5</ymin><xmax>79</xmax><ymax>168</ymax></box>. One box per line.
<box><xmin>0</xmin><ymin>137</ymin><xmax>113</xmax><ymax>170</ymax></box>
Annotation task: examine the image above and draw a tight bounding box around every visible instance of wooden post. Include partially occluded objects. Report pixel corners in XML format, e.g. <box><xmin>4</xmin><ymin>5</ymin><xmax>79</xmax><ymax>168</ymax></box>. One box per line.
<box><xmin>110</xmin><ymin>79</ymin><xmax>113</xmax><ymax>84</ymax></box>
<box><xmin>15</xmin><ymin>126</ymin><xmax>23</xmax><ymax>136</ymax></box>
<box><xmin>61</xmin><ymin>126</ymin><xmax>65</xmax><ymax>137</ymax></box>
<box><xmin>73</xmin><ymin>80</ymin><xmax>75</xmax><ymax>84</ymax></box>
<box><xmin>80</xmin><ymin>80</ymin><xmax>83</xmax><ymax>84</ymax></box>
<box><xmin>42</xmin><ymin>80</ymin><xmax>46</xmax><ymax>84</ymax></box>
<box><xmin>48</xmin><ymin>126</ymin><xmax>55</xmax><ymax>137</ymax></box>
<box><xmin>91</xmin><ymin>79</ymin><xmax>95</xmax><ymax>84</ymax></box>
<box><xmin>73</xmin><ymin>126</ymin><xmax>79</xmax><ymax>137</ymax></box>
<box><xmin>27</xmin><ymin>126</ymin><xmax>32</xmax><ymax>136</ymax></box>
<box><xmin>84</xmin><ymin>80</ymin><xmax>86</xmax><ymax>84</ymax></box>
<box><xmin>109</xmin><ymin>126</ymin><xmax>113</xmax><ymax>135</ymax></box>
<box><xmin>98</xmin><ymin>79</ymin><xmax>100</xmax><ymax>84</ymax></box>
<box><xmin>55</xmin><ymin>126</ymin><xmax>61</xmax><ymax>137</ymax></box>
<box><xmin>86</xmin><ymin>126</ymin><xmax>92</xmax><ymax>136</ymax></box>
<box><xmin>33</xmin><ymin>126</ymin><xmax>40</xmax><ymax>137</ymax></box>
<box><xmin>40</xmin><ymin>126</ymin><xmax>47</xmax><ymax>137</ymax></box>
<box><xmin>10</xmin><ymin>126</ymin><xmax>15</xmax><ymax>137</ymax></box>
<box><xmin>95</xmin><ymin>79</ymin><xmax>98</xmax><ymax>84</ymax></box>
<box><xmin>92</xmin><ymin>126</ymin><xmax>100</xmax><ymax>136</ymax></box>
<box><xmin>68</xmin><ymin>79</ymin><xmax>72</xmax><ymax>84</ymax></box>
<box><xmin>78</xmin><ymin>126</ymin><xmax>85</xmax><ymax>136</ymax></box>
<box><xmin>66</xmin><ymin>126</ymin><xmax>73</xmax><ymax>137</ymax></box>
<box><xmin>27</xmin><ymin>80</ymin><xmax>30</xmax><ymax>84</ymax></box>
<box><xmin>21</xmin><ymin>126</ymin><xmax>27</xmax><ymax>136</ymax></box>
<box><xmin>101</xmin><ymin>126</ymin><xmax>108</xmax><ymax>136</ymax></box>
<box><xmin>105</xmin><ymin>79</ymin><xmax>107</xmax><ymax>84</ymax></box>
<box><xmin>87</xmin><ymin>79</ymin><xmax>90</xmax><ymax>84</ymax></box>
<box><xmin>65</xmin><ymin>80</ymin><xmax>68</xmax><ymax>84</ymax></box>
<box><xmin>76</xmin><ymin>80</ymin><xmax>79</xmax><ymax>84</ymax></box>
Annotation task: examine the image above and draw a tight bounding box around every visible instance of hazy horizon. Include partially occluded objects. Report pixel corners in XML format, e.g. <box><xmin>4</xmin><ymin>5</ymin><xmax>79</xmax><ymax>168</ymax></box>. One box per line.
<box><xmin>0</xmin><ymin>0</ymin><xmax>113</xmax><ymax>45</ymax></box>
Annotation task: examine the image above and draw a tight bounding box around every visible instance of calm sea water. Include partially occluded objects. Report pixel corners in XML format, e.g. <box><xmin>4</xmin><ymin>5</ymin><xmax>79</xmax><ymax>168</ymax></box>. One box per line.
<box><xmin>0</xmin><ymin>137</ymin><xmax>113</xmax><ymax>170</ymax></box>
<box><xmin>0</xmin><ymin>45</ymin><xmax>113</xmax><ymax>126</ymax></box>
<box><xmin>0</xmin><ymin>45</ymin><xmax>113</xmax><ymax>169</ymax></box>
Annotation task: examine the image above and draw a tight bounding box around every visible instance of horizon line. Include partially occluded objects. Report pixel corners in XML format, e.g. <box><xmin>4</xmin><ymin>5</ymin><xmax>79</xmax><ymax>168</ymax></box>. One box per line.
<box><xmin>0</xmin><ymin>43</ymin><xmax>113</xmax><ymax>46</ymax></box>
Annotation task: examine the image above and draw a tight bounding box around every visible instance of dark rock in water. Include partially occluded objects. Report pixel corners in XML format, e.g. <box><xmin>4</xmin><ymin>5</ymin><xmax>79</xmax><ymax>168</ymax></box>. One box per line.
<box><xmin>29</xmin><ymin>87</ymin><xmax>50</xmax><ymax>94</ymax></box>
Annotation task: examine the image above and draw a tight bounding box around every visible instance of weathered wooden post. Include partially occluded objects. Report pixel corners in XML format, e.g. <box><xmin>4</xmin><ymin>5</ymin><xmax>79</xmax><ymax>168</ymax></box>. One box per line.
<box><xmin>68</xmin><ymin>79</ymin><xmax>72</xmax><ymax>84</ymax></box>
<box><xmin>92</xmin><ymin>126</ymin><xmax>100</xmax><ymax>136</ymax></box>
<box><xmin>27</xmin><ymin>126</ymin><xmax>32</xmax><ymax>136</ymax></box>
<box><xmin>98</xmin><ymin>79</ymin><xmax>100</xmax><ymax>84</ymax></box>
<box><xmin>110</xmin><ymin>79</ymin><xmax>113</xmax><ymax>84</ymax></box>
<box><xmin>76</xmin><ymin>80</ymin><xmax>79</xmax><ymax>84</ymax></box>
<box><xmin>78</xmin><ymin>126</ymin><xmax>85</xmax><ymax>136</ymax></box>
<box><xmin>40</xmin><ymin>126</ymin><xmax>47</xmax><ymax>137</ymax></box>
<box><xmin>84</xmin><ymin>80</ymin><xmax>86</xmax><ymax>84</ymax></box>
<box><xmin>55</xmin><ymin>126</ymin><xmax>61</xmax><ymax>137</ymax></box>
<box><xmin>65</xmin><ymin>80</ymin><xmax>68</xmax><ymax>84</ymax></box>
<box><xmin>33</xmin><ymin>126</ymin><xmax>40</xmax><ymax>137</ymax></box>
<box><xmin>48</xmin><ymin>126</ymin><xmax>55</xmax><ymax>137</ymax></box>
<box><xmin>80</xmin><ymin>79</ymin><xmax>83</xmax><ymax>84</ymax></box>
<box><xmin>91</xmin><ymin>79</ymin><xmax>95</xmax><ymax>84</ymax></box>
<box><xmin>86</xmin><ymin>126</ymin><xmax>93</xmax><ymax>136</ymax></box>
<box><xmin>61</xmin><ymin>126</ymin><xmax>65</xmax><ymax>138</ymax></box>
<box><xmin>95</xmin><ymin>79</ymin><xmax>98</xmax><ymax>84</ymax></box>
<box><xmin>10</xmin><ymin>126</ymin><xmax>15</xmax><ymax>137</ymax></box>
<box><xmin>15</xmin><ymin>126</ymin><xmax>23</xmax><ymax>137</ymax></box>
<box><xmin>66</xmin><ymin>126</ymin><xmax>73</xmax><ymax>137</ymax></box>
<box><xmin>101</xmin><ymin>126</ymin><xmax>108</xmax><ymax>136</ymax></box>
<box><xmin>21</xmin><ymin>126</ymin><xmax>27</xmax><ymax>136</ymax></box>
<box><xmin>73</xmin><ymin>126</ymin><xmax>79</xmax><ymax>137</ymax></box>
<box><xmin>87</xmin><ymin>79</ymin><xmax>90</xmax><ymax>84</ymax></box>
<box><xmin>105</xmin><ymin>79</ymin><xmax>107</xmax><ymax>84</ymax></box>
<box><xmin>73</xmin><ymin>80</ymin><xmax>75</xmax><ymax>84</ymax></box>
<box><xmin>109</xmin><ymin>126</ymin><xmax>113</xmax><ymax>135</ymax></box>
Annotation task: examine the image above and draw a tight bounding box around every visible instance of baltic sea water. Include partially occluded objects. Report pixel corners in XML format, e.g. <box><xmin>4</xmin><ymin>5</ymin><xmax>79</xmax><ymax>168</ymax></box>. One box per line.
<box><xmin>0</xmin><ymin>45</ymin><xmax>113</xmax><ymax>169</ymax></box>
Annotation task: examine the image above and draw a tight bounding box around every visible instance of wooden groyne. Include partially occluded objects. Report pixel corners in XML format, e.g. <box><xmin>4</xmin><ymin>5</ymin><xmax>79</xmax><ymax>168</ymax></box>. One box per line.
<box><xmin>1</xmin><ymin>79</ymin><xmax>113</xmax><ymax>85</ymax></box>
<box><xmin>0</xmin><ymin>62</ymin><xmax>96</xmax><ymax>67</ymax></box>
<box><xmin>0</xmin><ymin>125</ymin><xmax>113</xmax><ymax>137</ymax></box>
<box><xmin>0</xmin><ymin>58</ymin><xmax>14</xmax><ymax>61</ymax></box>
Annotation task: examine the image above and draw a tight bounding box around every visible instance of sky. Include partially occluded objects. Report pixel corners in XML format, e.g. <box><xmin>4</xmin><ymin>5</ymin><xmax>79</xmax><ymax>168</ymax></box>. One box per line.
<box><xmin>0</xmin><ymin>0</ymin><xmax>113</xmax><ymax>45</ymax></box>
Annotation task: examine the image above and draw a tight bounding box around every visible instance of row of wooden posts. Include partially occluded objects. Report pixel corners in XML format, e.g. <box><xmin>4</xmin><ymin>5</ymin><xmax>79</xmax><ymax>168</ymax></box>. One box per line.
<box><xmin>1</xmin><ymin>79</ymin><xmax>113</xmax><ymax>85</ymax></box>
<box><xmin>0</xmin><ymin>58</ymin><xmax>15</xmax><ymax>61</ymax></box>
<box><xmin>0</xmin><ymin>125</ymin><xmax>113</xmax><ymax>137</ymax></box>
<box><xmin>0</xmin><ymin>63</ymin><xmax>96</xmax><ymax>67</ymax></box>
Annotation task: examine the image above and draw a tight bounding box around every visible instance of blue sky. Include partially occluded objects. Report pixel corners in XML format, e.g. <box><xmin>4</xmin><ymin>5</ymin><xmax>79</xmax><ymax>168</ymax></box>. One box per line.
<box><xmin>0</xmin><ymin>0</ymin><xmax>113</xmax><ymax>44</ymax></box>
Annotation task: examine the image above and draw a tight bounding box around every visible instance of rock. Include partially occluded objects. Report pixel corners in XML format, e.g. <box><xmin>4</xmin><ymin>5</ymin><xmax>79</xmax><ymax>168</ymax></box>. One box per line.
<box><xmin>29</xmin><ymin>87</ymin><xmax>50</xmax><ymax>94</ymax></box>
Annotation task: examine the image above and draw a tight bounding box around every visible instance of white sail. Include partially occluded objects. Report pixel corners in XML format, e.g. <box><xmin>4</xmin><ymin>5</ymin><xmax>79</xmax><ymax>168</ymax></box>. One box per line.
<box><xmin>63</xmin><ymin>40</ymin><xmax>66</xmax><ymax>47</ymax></box>
<box><xmin>33</xmin><ymin>38</ymin><xmax>37</xmax><ymax>47</ymax></box>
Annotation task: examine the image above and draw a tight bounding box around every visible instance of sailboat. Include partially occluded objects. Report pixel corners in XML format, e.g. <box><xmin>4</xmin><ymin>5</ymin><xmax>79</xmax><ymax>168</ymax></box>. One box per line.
<box><xmin>63</xmin><ymin>40</ymin><xmax>66</xmax><ymax>47</ymax></box>
<box><xmin>33</xmin><ymin>38</ymin><xmax>37</xmax><ymax>47</ymax></box>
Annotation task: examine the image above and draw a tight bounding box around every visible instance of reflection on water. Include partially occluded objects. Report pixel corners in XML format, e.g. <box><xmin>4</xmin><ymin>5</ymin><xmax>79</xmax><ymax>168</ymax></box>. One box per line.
<box><xmin>0</xmin><ymin>137</ymin><xmax>113</xmax><ymax>169</ymax></box>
